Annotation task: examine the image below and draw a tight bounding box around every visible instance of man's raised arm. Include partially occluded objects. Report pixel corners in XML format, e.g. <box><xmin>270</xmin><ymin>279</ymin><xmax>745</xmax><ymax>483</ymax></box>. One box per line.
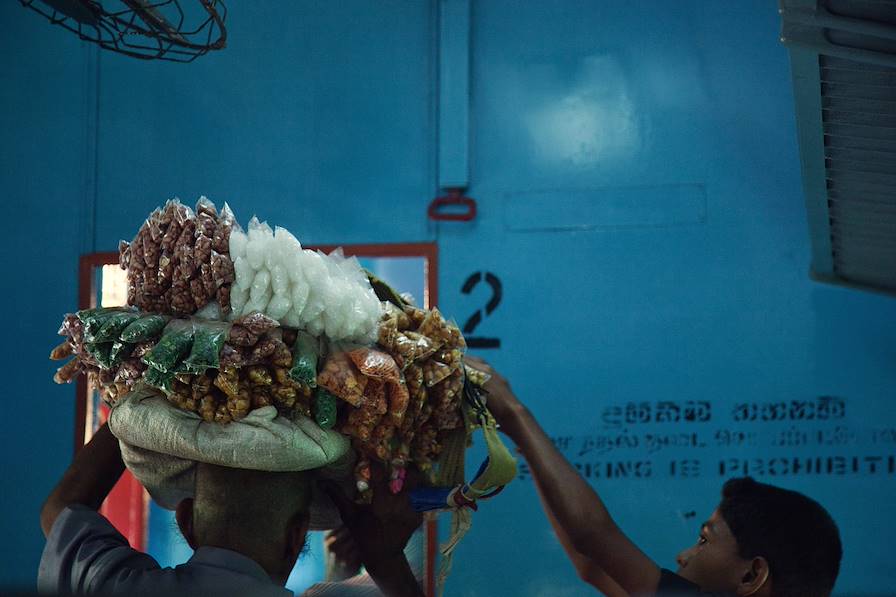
<box><xmin>466</xmin><ymin>356</ymin><xmax>661</xmax><ymax>596</ymax></box>
<box><xmin>319</xmin><ymin>464</ymin><xmax>425</xmax><ymax>597</ymax></box>
<box><xmin>40</xmin><ymin>422</ymin><xmax>125</xmax><ymax>537</ymax></box>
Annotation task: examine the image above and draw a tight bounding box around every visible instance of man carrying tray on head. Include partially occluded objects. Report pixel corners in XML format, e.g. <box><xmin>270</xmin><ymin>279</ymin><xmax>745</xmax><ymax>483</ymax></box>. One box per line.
<box><xmin>38</xmin><ymin>401</ymin><xmax>426</xmax><ymax>597</ymax></box>
<box><xmin>41</xmin><ymin>199</ymin><xmax>517</xmax><ymax>597</ymax></box>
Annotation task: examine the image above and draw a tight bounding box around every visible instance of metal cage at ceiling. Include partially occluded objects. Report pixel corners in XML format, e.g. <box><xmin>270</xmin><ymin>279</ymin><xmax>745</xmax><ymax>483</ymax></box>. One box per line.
<box><xmin>19</xmin><ymin>0</ymin><xmax>227</xmax><ymax>62</ymax></box>
<box><xmin>780</xmin><ymin>0</ymin><xmax>896</xmax><ymax>296</ymax></box>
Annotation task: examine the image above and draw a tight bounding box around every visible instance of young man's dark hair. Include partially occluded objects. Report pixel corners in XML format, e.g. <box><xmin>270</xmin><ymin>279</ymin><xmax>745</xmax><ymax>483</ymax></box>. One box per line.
<box><xmin>717</xmin><ymin>477</ymin><xmax>842</xmax><ymax>597</ymax></box>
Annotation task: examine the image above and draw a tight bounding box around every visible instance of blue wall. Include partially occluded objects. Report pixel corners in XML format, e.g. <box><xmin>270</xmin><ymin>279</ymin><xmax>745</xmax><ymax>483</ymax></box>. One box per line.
<box><xmin>1</xmin><ymin>0</ymin><xmax>94</xmax><ymax>589</ymax></box>
<box><xmin>2</xmin><ymin>1</ymin><xmax>895</xmax><ymax>594</ymax></box>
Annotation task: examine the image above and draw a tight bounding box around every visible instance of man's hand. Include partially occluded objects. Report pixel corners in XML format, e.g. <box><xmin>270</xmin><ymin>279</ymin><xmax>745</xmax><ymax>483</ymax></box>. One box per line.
<box><xmin>319</xmin><ymin>464</ymin><xmax>424</xmax><ymax>597</ymax></box>
<box><xmin>464</xmin><ymin>355</ymin><xmax>528</xmax><ymax>437</ymax></box>
<box><xmin>323</xmin><ymin>525</ymin><xmax>363</xmax><ymax>581</ymax></box>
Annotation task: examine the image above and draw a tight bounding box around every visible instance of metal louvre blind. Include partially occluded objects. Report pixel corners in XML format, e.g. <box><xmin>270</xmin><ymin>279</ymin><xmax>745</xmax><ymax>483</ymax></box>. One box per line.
<box><xmin>821</xmin><ymin>54</ymin><xmax>896</xmax><ymax>291</ymax></box>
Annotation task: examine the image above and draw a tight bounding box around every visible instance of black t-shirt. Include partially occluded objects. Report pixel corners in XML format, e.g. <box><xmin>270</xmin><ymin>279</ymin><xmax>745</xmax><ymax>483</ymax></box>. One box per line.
<box><xmin>656</xmin><ymin>569</ymin><xmax>731</xmax><ymax>596</ymax></box>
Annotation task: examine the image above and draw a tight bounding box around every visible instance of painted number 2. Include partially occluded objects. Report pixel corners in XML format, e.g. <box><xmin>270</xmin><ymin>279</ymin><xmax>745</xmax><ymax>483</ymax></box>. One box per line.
<box><xmin>461</xmin><ymin>272</ymin><xmax>502</xmax><ymax>349</ymax></box>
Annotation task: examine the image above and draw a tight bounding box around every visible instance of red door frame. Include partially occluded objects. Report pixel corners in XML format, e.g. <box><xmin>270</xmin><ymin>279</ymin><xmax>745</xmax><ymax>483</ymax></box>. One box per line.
<box><xmin>76</xmin><ymin>242</ymin><xmax>439</xmax><ymax>596</ymax></box>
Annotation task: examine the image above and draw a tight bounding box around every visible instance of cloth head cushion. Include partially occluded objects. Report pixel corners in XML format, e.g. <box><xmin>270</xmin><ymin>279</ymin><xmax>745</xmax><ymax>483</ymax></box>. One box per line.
<box><xmin>107</xmin><ymin>384</ymin><xmax>355</xmax><ymax>530</ymax></box>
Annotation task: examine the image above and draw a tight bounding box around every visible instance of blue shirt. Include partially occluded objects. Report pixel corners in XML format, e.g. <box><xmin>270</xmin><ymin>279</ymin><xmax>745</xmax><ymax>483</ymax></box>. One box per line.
<box><xmin>39</xmin><ymin>505</ymin><xmax>307</xmax><ymax>595</ymax></box>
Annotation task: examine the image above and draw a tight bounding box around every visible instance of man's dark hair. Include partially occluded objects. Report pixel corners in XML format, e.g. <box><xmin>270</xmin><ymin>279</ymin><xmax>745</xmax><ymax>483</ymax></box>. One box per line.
<box><xmin>718</xmin><ymin>477</ymin><xmax>842</xmax><ymax>597</ymax></box>
<box><xmin>190</xmin><ymin>463</ymin><xmax>312</xmax><ymax>582</ymax></box>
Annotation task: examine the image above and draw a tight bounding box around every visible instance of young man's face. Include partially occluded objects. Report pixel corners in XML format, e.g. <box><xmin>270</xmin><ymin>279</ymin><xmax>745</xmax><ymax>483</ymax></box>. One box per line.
<box><xmin>675</xmin><ymin>508</ymin><xmax>752</xmax><ymax>592</ymax></box>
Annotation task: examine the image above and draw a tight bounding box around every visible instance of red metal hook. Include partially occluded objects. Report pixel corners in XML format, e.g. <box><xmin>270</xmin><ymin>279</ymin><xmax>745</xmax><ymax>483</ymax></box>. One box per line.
<box><xmin>428</xmin><ymin>189</ymin><xmax>477</xmax><ymax>222</ymax></box>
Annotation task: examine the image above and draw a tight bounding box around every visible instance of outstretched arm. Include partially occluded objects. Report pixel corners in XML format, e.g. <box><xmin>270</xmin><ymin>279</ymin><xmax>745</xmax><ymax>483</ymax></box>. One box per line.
<box><xmin>41</xmin><ymin>422</ymin><xmax>125</xmax><ymax>537</ymax></box>
<box><xmin>466</xmin><ymin>356</ymin><xmax>660</xmax><ymax>596</ymax></box>
<box><xmin>534</xmin><ymin>477</ymin><xmax>629</xmax><ymax>597</ymax></box>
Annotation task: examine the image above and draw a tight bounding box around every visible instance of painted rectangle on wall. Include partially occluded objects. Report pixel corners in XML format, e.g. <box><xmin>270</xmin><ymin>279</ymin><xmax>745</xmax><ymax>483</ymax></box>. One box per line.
<box><xmin>503</xmin><ymin>184</ymin><xmax>707</xmax><ymax>232</ymax></box>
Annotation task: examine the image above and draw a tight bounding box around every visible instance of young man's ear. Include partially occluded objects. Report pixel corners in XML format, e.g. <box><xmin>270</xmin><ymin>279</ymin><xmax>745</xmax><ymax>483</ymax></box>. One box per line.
<box><xmin>737</xmin><ymin>556</ymin><xmax>770</xmax><ymax>596</ymax></box>
<box><xmin>175</xmin><ymin>498</ymin><xmax>197</xmax><ymax>550</ymax></box>
<box><xmin>285</xmin><ymin>512</ymin><xmax>310</xmax><ymax>561</ymax></box>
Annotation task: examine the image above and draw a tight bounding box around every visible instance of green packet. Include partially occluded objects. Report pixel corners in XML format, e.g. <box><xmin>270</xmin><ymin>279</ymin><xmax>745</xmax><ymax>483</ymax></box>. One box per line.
<box><xmin>314</xmin><ymin>387</ymin><xmax>338</xmax><ymax>429</ymax></box>
<box><xmin>142</xmin><ymin>319</ymin><xmax>194</xmax><ymax>373</ymax></box>
<box><xmin>289</xmin><ymin>331</ymin><xmax>319</xmax><ymax>386</ymax></box>
<box><xmin>120</xmin><ymin>314</ymin><xmax>169</xmax><ymax>343</ymax></box>
<box><xmin>85</xmin><ymin>342</ymin><xmax>114</xmax><ymax>369</ymax></box>
<box><xmin>180</xmin><ymin>320</ymin><xmax>230</xmax><ymax>374</ymax></box>
<box><xmin>93</xmin><ymin>311</ymin><xmax>140</xmax><ymax>343</ymax></box>
<box><xmin>78</xmin><ymin>307</ymin><xmax>130</xmax><ymax>342</ymax></box>
<box><xmin>108</xmin><ymin>340</ymin><xmax>134</xmax><ymax>368</ymax></box>
<box><xmin>143</xmin><ymin>365</ymin><xmax>175</xmax><ymax>394</ymax></box>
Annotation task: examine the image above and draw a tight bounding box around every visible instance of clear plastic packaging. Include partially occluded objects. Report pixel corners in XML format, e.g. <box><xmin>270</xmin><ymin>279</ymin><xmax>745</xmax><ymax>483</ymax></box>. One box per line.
<box><xmin>423</xmin><ymin>359</ymin><xmax>453</xmax><ymax>387</ymax></box>
<box><xmin>194</xmin><ymin>301</ymin><xmax>221</xmax><ymax>321</ymax></box>
<box><xmin>217</xmin><ymin>286</ymin><xmax>231</xmax><ymax>317</ymax></box>
<box><xmin>323</xmin><ymin>297</ymin><xmax>349</xmax><ymax>340</ymax></box>
<box><xmin>245</xmin><ymin>217</ymin><xmax>273</xmax><ymax>271</ymax></box>
<box><xmin>234</xmin><ymin>312</ymin><xmax>279</xmax><ymax>336</ymax></box>
<box><xmin>213</xmin><ymin>202</ymin><xmax>235</xmax><ymax>254</ymax></box>
<box><xmin>248</xmin><ymin>269</ymin><xmax>272</xmax><ymax>313</ymax></box>
<box><xmin>174</xmin><ymin>225</ymin><xmax>197</xmax><ymax>280</ymax></box>
<box><xmin>210</xmin><ymin>251</ymin><xmax>235</xmax><ymax>287</ymax></box>
<box><xmin>391</xmin><ymin>331</ymin><xmax>436</xmax><ymax>363</ymax></box>
<box><xmin>157</xmin><ymin>252</ymin><xmax>175</xmax><ymax>284</ymax></box>
<box><xmin>404</xmin><ymin>305</ymin><xmax>426</xmax><ymax>328</ymax></box>
<box><xmin>244</xmin><ymin>294</ymin><xmax>271</xmax><ymax>317</ymax></box>
<box><xmin>321</xmin><ymin>253</ymin><xmax>352</xmax><ymax>335</ymax></box>
<box><xmin>282</xmin><ymin>309</ymin><xmax>302</xmax><ymax>329</ymax></box>
<box><xmin>387</xmin><ymin>379</ymin><xmax>410</xmax><ymax>424</ymax></box>
<box><xmin>229</xmin><ymin>226</ymin><xmax>248</xmax><ymax>261</ymax></box>
<box><xmin>195</xmin><ymin>196</ymin><xmax>218</xmax><ymax>219</ymax></box>
<box><xmin>273</xmin><ymin>226</ymin><xmax>303</xmax><ymax>270</ymax></box>
<box><xmin>296</xmin><ymin>250</ymin><xmax>328</xmax><ymax>324</ymax></box>
<box><xmin>118</xmin><ymin>240</ymin><xmax>131</xmax><ymax>271</ymax></box>
<box><xmin>53</xmin><ymin>359</ymin><xmax>81</xmax><ymax>384</ymax></box>
<box><xmin>169</xmin><ymin>279</ymin><xmax>197</xmax><ymax>315</ymax></box>
<box><xmin>417</xmin><ymin>307</ymin><xmax>452</xmax><ymax>349</ymax></box>
<box><xmin>270</xmin><ymin>264</ymin><xmax>289</xmax><ymax>296</ymax></box>
<box><xmin>229</xmin><ymin>284</ymin><xmax>249</xmax><ymax>318</ymax></box>
<box><xmin>359</xmin><ymin>289</ymin><xmax>384</xmax><ymax>331</ymax></box>
<box><xmin>200</xmin><ymin>263</ymin><xmax>217</xmax><ymax>299</ymax></box>
<box><xmin>377</xmin><ymin>316</ymin><xmax>399</xmax><ymax>349</ymax></box>
<box><xmin>219</xmin><ymin>343</ymin><xmax>245</xmax><ymax>368</ymax></box>
<box><xmin>193</xmin><ymin>233</ymin><xmax>213</xmax><ymax>268</ymax></box>
<box><xmin>247</xmin><ymin>331</ymin><xmax>281</xmax><ymax>364</ymax></box>
<box><xmin>49</xmin><ymin>340</ymin><xmax>73</xmax><ymax>361</ymax></box>
<box><xmin>190</xmin><ymin>278</ymin><xmax>208</xmax><ymax>308</ymax></box>
<box><xmin>305</xmin><ymin>315</ymin><xmax>325</xmax><ymax>337</ymax></box>
<box><xmin>347</xmin><ymin>348</ymin><xmax>401</xmax><ymax>383</ymax></box>
<box><xmin>228</xmin><ymin>324</ymin><xmax>259</xmax><ymax>347</ymax></box>
<box><xmin>289</xmin><ymin>279</ymin><xmax>310</xmax><ymax>324</ymax></box>
<box><xmin>335</xmin><ymin>251</ymin><xmax>367</xmax><ymax>286</ymax></box>
<box><xmin>317</xmin><ymin>352</ymin><xmax>368</xmax><ymax>407</ymax></box>
<box><xmin>463</xmin><ymin>362</ymin><xmax>491</xmax><ymax>387</ymax></box>
<box><xmin>267</xmin><ymin>293</ymin><xmax>292</xmax><ymax>321</ymax></box>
